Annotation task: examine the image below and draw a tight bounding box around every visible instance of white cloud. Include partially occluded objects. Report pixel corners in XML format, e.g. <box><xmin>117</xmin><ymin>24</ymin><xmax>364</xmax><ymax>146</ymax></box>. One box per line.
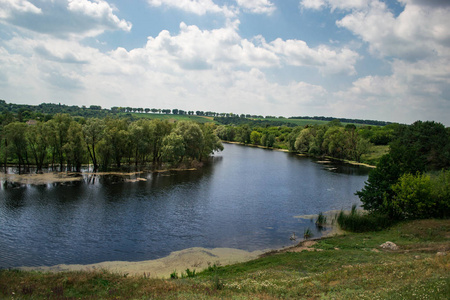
<box><xmin>0</xmin><ymin>20</ymin><xmax>336</xmax><ymax>116</ymax></box>
<box><xmin>235</xmin><ymin>0</ymin><xmax>276</xmax><ymax>15</ymax></box>
<box><xmin>300</xmin><ymin>0</ymin><xmax>368</xmax><ymax>11</ymax></box>
<box><xmin>0</xmin><ymin>0</ymin><xmax>131</xmax><ymax>38</ymax></box>
<box><xmin>333</xmin><ymin>55</ymin><xmax>450</xmax><ymax>124</ymax></box>
<box><xmin>0</xmin><ymin>0</ymin><xmax>42</xmax><ymax>18</ymax></box>
<box><xmin>67</xmin><ymin>0</ymin><xmax>132</xmax><ymax>32</ymax></box>
<box><xmin>147</xmin><ymin>0</ymin><xmax>276</xmax><ymax>17</ymax></box>
<box><xmin>267</xmin><ymin>38</ymin><xmax>359</xmax><ymax>75</ymax></box>
<box><xmin>299</xmin><ymin>0</ymin><xmax>326</xmax><ymax>10</ymax></box>
<box><xmin>336</xmin><ymin>0</ymin><xmax>450</xmax><ymax>60</ymax></box>
<box><xmin>147</xmin><ymin>0</ymin><xmax>235</xmax><ymax>17</ymax></box>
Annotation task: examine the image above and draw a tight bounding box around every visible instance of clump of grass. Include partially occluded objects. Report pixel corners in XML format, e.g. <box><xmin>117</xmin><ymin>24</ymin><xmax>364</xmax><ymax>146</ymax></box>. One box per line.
<box><xmin>315</xmin><ymin>212</ymin><xmax>327</xmax><ymax>230</ymax></box>
<box><xmin>182</xmin><ymin>268</ymin><xmax>196</xmax><ymax>278</ymax></box>
<box><xmin>303</xmin><ymin>227</ymin><xmax>313</xmax><ymax>239</ymax></box>
<box><xmin>337</xmin><ymin>204</ymin><xmax>393</xmax><ymax>232</ymax></box>
<box><xmin>170</xmin><ymin>270</ymin><xmax>179</xmax><ymax>279</ymax></box>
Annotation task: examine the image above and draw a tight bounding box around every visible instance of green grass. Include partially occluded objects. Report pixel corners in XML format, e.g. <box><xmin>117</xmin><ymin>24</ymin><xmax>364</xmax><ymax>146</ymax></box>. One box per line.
<box><xmin>1</xmin><ymin>219</ymin><xmax>448</xmax><ymax>299</ymax></box>
<box><xmin>361</xmin><ymin>144</ymin><xmax>389</xmax><ymax>165</ymax></box>
<box><xmin>262</xmin><ymin>118</ymin><xmax>369</xmax><ymax>127</ymax></box>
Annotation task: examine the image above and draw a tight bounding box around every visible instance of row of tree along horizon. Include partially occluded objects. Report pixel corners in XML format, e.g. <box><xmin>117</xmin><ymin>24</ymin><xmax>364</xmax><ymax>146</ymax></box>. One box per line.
<box><xmin>0</xmin><ymin>99</ymin><xmax>392</xmax><ymax>127</ymax></box>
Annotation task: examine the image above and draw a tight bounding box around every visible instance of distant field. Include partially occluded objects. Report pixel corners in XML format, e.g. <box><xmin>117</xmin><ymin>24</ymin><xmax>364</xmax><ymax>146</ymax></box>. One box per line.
<box><xmin>263</xmin><ymin>118</ymin><xmax>329</xmax><ymax>126</ymax></box>
<box><xmin>118</xmin><ymin>113</ymin><xmax>215</xmax><ymax>124</ymax></box>
<box><xmin>262</xmin><ymin>118</ymin><xmax>367</xmax><ymax>127</ymax></box>
<box><xmin>118</xmin><ymin>113</ymin><xmax>374</xmax><ymax>127</ymax></box>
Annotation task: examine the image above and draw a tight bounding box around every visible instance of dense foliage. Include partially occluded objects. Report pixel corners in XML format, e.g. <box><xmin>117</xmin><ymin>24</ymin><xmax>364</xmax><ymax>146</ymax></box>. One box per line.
<box><xmin>215</xmin><ymin>121</ymin><xmax>393</xmax><ymax>163</ymax></box>
<box><xmin>0</xmin><ymin>114</ymin><xmax>223</xmax><ymax>173</ymax></box>
<box><xmin>357</xmin><ymin>121</ymin><xmax>450</xmax><ymax>220</ymax></box>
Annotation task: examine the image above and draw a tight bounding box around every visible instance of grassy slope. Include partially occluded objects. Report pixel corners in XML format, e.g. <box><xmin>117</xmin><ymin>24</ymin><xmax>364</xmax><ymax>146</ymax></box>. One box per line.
<box><xmin>1</xmin><ymin>219</ymin><xmax>448</xmax><ymax>299</ymax></box>
<box><xmin>262</xmin><ymin>118</ymin><xmax>367</xmax><ymax>127</ymax></box>
<box><xmin>118</xmin><ymin>112</ymin><xmax>215</xmax><ymax>124</ymax></box>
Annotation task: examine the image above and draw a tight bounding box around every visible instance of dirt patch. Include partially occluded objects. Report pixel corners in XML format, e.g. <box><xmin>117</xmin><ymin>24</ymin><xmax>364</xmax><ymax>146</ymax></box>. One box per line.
<box><xmin>284</xmin><ymin>240</ymin><xmax>322</xmax><ymax>253</ymax></box>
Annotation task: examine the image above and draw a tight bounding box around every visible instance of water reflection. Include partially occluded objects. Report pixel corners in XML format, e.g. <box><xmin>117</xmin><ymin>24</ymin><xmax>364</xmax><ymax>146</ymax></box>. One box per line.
<box><xmin>0</xmin><ymin>144</ymin><xmax>370</xmax><ymax>269</ymax></box>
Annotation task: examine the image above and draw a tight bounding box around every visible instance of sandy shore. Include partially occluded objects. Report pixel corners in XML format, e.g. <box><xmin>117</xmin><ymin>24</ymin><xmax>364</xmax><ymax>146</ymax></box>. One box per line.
<box><xmin>16</xmin><ymin>210</ymin><xmax>347</xmax><ymax>278</ymax></box>
<box><xmin>0</xmin><ymin>169</ymin><xmax>198</xmax><ymax>185</ymax></box>
<box><xmin>19</xmin><ymin>247</ymin><xmax>264</xmax><ymax>278</ymax></box>
<box><xmin>0</xmin><ymin>172</ymin><xmax>83</xmax><ymax>185</ymax></box>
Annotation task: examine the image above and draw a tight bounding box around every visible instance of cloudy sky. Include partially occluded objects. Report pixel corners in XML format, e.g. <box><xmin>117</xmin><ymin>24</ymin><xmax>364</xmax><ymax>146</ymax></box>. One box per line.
<box><xmin>0</xmin><ymin>0</ymin><xmax>449</xmax><ymax>125</ymax></box>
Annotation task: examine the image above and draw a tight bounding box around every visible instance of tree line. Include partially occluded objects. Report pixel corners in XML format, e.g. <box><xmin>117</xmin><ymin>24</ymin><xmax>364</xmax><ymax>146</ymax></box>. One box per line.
<box><xmin>0</xmin><ymin>114</ymin><xmax>223</xmax><ymax>174</ymax></box>
<box><xmin>1</xmin><ymin>99</ymin><xmax>392</xmax><ymax>127</ymax></box>
<box><xmin>215</xmin><ymin>121</ymin><xmax>397</xmax><ymax>163</ymax></box>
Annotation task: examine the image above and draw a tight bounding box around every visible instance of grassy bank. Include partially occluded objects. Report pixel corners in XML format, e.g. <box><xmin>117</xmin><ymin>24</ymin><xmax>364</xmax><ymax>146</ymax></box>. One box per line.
<box><xmin>1</xmin><ymin>219</ymin><xmax>448</xmax><ymax>299</ymax></box>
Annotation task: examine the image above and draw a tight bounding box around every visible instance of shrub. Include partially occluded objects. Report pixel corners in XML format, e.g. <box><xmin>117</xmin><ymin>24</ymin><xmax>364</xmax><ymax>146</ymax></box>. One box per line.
<box><xmin>390</xmin><ymin>170</ymin><xmax>450</xmax><ymax>219</ymax></box>
<box><xmin>390</xmin><ymin>173</ymin><xmax>433</xmax><ymax>219</ymax></box>
<box><xmin>337</xmin><ymin>205</ymin><xmax>393</xmax><ymax>232</ymax></box>
<box><xmin>183</xmin><ymin>268</ymin><xmax>196</xmax><ymax>278</ymax></box>
<box><xmin>170</xmin><ymin>270</ymin><xmax>178</xmax><ymax>279</ymax></box>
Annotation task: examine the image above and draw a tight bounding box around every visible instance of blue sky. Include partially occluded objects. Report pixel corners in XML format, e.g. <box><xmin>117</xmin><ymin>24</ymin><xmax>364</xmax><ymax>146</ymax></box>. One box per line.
<box><xmin>0</xmin><ymin>0</ymin><xmax>449</xmax><ymax>125</ymax></box>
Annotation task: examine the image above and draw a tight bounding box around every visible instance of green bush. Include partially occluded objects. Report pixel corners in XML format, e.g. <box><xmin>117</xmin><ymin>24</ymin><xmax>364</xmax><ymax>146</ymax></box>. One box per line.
<box><xmin>390</xmin><ymin>170</ymin><xmax>450</xmax><ymax>219</ymax></box>
<box><xmin>337</xmin><ymin>205</ymin><xmax>393</xmax><ymax>232</ymax></box>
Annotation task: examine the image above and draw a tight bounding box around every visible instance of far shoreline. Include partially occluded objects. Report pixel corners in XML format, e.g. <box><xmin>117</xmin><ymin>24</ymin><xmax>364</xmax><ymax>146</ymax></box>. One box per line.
<box><xmin>222</xmin><ymin>141</ymin><xmax>376</xmax><ymax>168</ymax></box>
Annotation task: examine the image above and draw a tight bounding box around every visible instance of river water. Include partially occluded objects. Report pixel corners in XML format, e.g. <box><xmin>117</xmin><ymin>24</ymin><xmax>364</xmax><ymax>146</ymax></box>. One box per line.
<box><xmin>0</xmin><ymin>143</ymin><xmax>369</xmax><ymax>269</ymax></box>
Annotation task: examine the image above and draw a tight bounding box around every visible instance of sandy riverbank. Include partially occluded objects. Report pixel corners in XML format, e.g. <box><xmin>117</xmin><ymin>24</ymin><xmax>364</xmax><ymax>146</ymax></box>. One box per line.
<box><xmin>0</xmin><ymin>172</ymin><xmax>83</xmax><ymax>185</ymax></box>
<box><xmin>19</xmin><ymin>247</ymin><xmax>264</xmax><ymax>278</ymax></box>
<box><xmin>17</xmin><ymin>212</ymin><xmax>345</xmax><ymax>279</ymax></box>
<box><xmin>0</xmin><ymin>169</ymin><xmax>199</xmax><ymax>185</ymax></box>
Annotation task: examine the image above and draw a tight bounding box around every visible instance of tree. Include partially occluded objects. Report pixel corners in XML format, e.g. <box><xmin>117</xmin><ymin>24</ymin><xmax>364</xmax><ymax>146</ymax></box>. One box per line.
<box><xmin>200</xmin><ymin>123</ymin><xmax>223</xmax><ymax>160</ymax></box>
<box><xmin>161</xmin><ymin>132</ymin><xmax>185</xmax><ymax>164</ymax></box>
<box><xmin>83</xmin><ymin>118</ymin><xmax>105</xmax><ymax>172</ymax></box>
<box><xmin>129</xmin><ymin>120</ymin><xmax>151</xmax><ymax>167</ymax></box>
<box><xmin>390</xmin><ymin>173</ymin><xmax>434</xmax><ymax>219</ymax></box>
<box><xmin>64</xmin><ymin>121</ymin><xmax>86</xmax><ymax>172</ymax></box>
<box><xmin>356</xmin><ymin>121</ymin><xmax>450</xmax><ymax>219</ymax></box>
<box><xmin>356</xmin><ymin>154</ymin><xmax>402</xmax><ymax>218</ymax></box>
<box><xmin>322</xmin><ymin>126</ymin><xmax>346</xmax><ymax>158</ymax></box>
<box><xmin>101</xmin><ymin>118</ymin><xmax>130</xmax><ymax>169</ymax></box>
<box><xmin>389</xmin><ymin>121</ymin><xmax>450</xmax><ymax>173</ymax></box>
<box><xmin>26</xmin><ymin>121</ymin><xmax>49</xmax><ymax>173</ymax></box>
<box><xmin>236</xmin><ymin>124</ymin><xmax>251</xmax><ymax>144</ymax></box>
<box><xmin>4</xmin><ymin>122</ymin><xmax>28</xmax><ymax>173</ymax></box>
<box><xmin>148</xmin><ymin>119</ymin><xmax>172</xmax><ymax>166</ymax></box>
<box><xmin>47</xmin><ymin>113</ymin><xmax>72</xmax><ymax>171</ymax></box>
<box><xmin>250</xmin><ymin>131</ymin><xmax>262</xmax><ymax>145</ymax></box>
<box><xmin>295</xmin><ymin>128</ymin><xmax>315</xmax><ymax>153</ymax></box>
<box><xmin>173</xmin><ymin>121</ymin><xmax>204</xmax><ymax>161</ymax></box>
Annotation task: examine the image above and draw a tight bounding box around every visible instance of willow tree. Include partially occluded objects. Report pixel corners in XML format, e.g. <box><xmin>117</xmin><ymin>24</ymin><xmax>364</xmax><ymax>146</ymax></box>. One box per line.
<box><xmin>47</xmin><ymin>113</ymin><xmax>72</xmax><ymax>171</ymax></box>
<box><xmin>83</xmin><ymin>118</ymin><xmax>105</xmax><ymax>172</ymax></box>
<box><xmin>4</xmin><ymin>122</ymin><xmax>28</xmax><ymax>174</ymax></box>
<box><xmin>26</xmin><ymin>121</ymin><xmax>49</xmax><ymax>173</ymax></box>
<box><xmin>64</xmin><ymin>121</ymin><xmax>86</xmax><ymax>172</ymax></box>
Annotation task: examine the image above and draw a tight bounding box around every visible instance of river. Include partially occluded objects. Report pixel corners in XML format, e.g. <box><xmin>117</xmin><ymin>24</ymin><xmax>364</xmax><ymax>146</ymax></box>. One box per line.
<box><xmin>0</xmin><ymin>143</ymin><xmax>369</xmax><ymax>269</ymax></box>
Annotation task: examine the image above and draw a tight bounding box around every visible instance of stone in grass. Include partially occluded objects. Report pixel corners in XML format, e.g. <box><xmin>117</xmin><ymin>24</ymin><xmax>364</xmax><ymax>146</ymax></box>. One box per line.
<box><xmin>380</xmin><ymin>241</ymin><xmax>399</xmax><ymax>251</ymax></box>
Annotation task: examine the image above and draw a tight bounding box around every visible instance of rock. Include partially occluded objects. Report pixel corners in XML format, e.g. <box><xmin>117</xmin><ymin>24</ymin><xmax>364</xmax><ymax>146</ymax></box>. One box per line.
<box><xmin>436</xmin><ymin>252</ymin><xmax>446</xmax><ymax>256</ymax></box>
<box><xmin>380</xmin><ymin>241</ymin><xmax>399</xmax><ymax>251</ymax></box>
